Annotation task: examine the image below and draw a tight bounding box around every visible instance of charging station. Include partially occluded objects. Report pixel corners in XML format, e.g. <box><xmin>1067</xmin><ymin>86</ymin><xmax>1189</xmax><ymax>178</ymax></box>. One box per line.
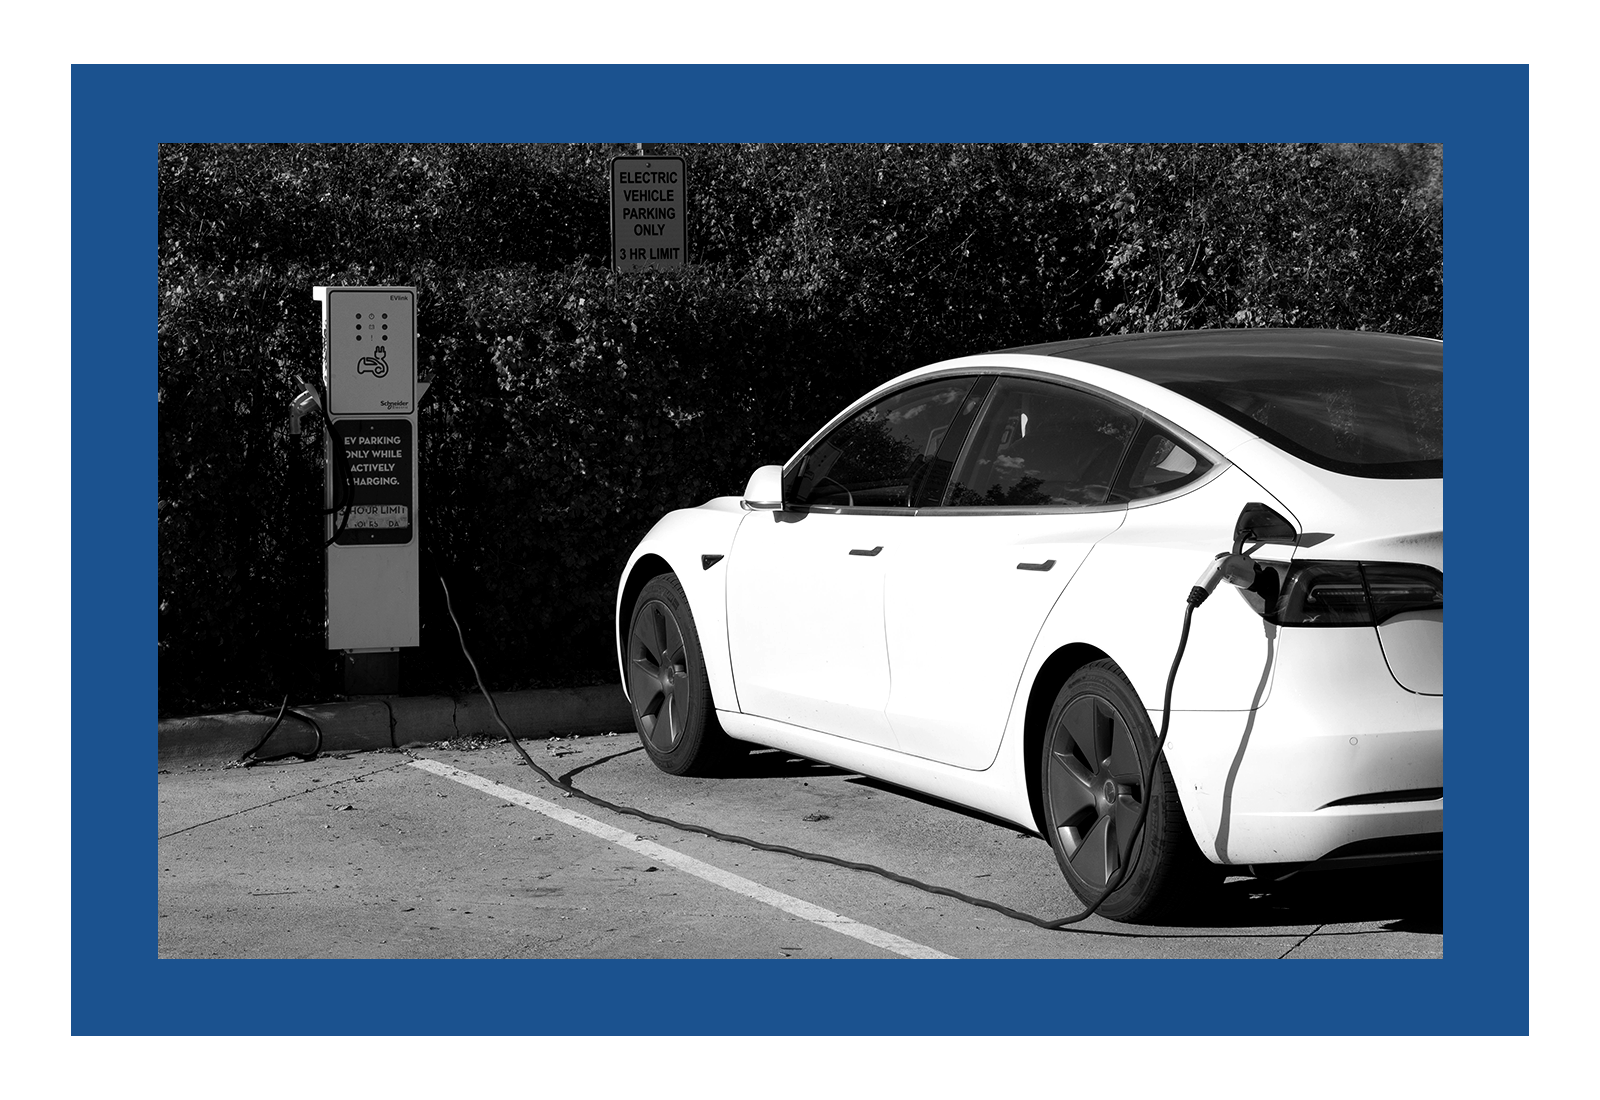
<box><xmin>313</xmin><ymin>286</ymin><xmax>420</xmax><ymax>693</ymax></box>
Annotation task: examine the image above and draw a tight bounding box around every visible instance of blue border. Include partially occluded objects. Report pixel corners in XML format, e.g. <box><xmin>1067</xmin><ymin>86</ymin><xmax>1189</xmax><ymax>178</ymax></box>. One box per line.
<box><xmin>79</xmin><ymin>64</ymin><xmax>1527</xmax><ymax>1035</ymax></box>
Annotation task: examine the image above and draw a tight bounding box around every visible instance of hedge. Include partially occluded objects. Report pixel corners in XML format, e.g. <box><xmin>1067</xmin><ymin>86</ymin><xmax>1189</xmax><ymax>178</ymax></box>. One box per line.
<box><xmin>158</xmin><ymin>142</ymin><xmax>1443</xmax><ymax>715</ymax></box>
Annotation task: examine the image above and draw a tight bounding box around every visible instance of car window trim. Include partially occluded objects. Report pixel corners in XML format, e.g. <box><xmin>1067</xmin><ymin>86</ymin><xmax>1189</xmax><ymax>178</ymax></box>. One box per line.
<box><xmin>797</xmin><ymin>505</ymin><xmax>922</xmax><ymax>517</ymax></box>
<box><xmin>914</xmin><ymin>502</ymin><xmax>1131</xmax><ymax>518</ymax></box>
<box><xmin>907</xmin><ymin>374</ymin><xmax>993</xmax><ymax>508</ymax></box>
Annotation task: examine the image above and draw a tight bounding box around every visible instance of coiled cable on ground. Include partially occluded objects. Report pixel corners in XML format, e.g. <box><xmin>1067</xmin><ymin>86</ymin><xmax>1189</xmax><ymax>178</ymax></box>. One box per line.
<box><xmin>241</xmin><ymin>694</ymin><xmax>324</xmax><ymax>765</ymax></box>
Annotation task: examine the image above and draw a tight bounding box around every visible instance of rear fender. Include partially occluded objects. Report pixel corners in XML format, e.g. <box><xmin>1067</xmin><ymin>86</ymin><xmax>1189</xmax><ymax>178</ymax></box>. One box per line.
<box><xmin>1002</xmin><ymin>465</ymin><xmax>1298</xmax><ymax>846</ymax></box>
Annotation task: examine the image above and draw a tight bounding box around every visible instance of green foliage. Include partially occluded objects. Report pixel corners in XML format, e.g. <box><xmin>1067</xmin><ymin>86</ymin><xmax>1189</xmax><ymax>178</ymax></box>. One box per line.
<box><xmin>158</xmin><ymin>142</ymin><xmax>1442</xmax><ymax>715</ymax></box>
<box><xmin>1083</xmin><ymin>144</ymin><xmax>1443</xmax><ymax>335</ymax></box>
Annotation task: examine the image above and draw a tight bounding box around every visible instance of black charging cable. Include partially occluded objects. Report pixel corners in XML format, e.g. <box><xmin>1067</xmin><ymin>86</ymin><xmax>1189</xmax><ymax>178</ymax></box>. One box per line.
<box><xmin>235</xmin><ymin>378</ymin><xmax>345</xmax><ymax>767</ymax></box>
<box><xmin>239</xmin><ymin>694</ymin><xmax>324</xmax><ymax>766</ymax></box>
<box><xmin>1037</xmin><ymin>596</ymin><xmax>1198</xmax><ymax>926</ymax></box>
<box><xmin>1033</xmin><ymin>562</ymin><xmax>1241</xmax><ymax>924</ymax></box>
<box><xmin>439</xmin><ymin>569</ymin><xmax>1218</xmax><ymax>932</ymax></box>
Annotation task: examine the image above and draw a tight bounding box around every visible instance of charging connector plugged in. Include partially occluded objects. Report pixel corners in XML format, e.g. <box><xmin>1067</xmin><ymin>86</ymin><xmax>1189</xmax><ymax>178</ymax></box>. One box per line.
<box><xmin>1189</xmin><ymin>552</ymin><xmax>1257</xmax><ymax>608</ymax></box>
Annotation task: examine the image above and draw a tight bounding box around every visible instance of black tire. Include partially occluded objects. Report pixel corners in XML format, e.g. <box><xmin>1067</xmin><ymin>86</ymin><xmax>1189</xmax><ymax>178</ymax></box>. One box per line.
<box><xmin>1040</xmin><ymin>660</ymin><xmax>1215</xmax><ymax>922</ymax></box>
<box><xmin>626</xmin><ymin>573</ymin><xmax>738</xmax><ymax>776</ymax></box>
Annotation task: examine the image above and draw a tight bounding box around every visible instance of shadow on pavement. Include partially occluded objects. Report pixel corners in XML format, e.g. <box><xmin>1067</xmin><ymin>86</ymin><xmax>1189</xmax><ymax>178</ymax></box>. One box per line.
<box><xmin>1196</xmin><ymin>862</ymin><xmax>1443</xmax><ymax>932</ymax></box>
<box><xmin>843</xmin><ymin>773</ymin><xmax>1046</xmax><ymax>836</ymax></box>
<box><xmin>716</xmin><ymin>747</ymin><xmax>854</xmax><ymax>780</ymax></box>
<box><xmin>563</xmin><ymin>738</ymin><xmax>1442</xmax><ymax>938</ymax></box>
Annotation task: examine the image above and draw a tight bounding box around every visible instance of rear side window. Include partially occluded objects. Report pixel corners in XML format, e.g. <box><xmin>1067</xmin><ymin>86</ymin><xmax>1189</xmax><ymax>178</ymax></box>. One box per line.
<box><xmin>1164</xmin><ymin>362</ymin><xmax>1442</xmax><ymax>479</ymax></box>
<box><xmin>943</xmin><ymin>378</ymin><xmax>1138</xmax><ymax>508</ymax></box>
<box><xmin>787</xmin><ymin>378</ymin><xmax>975</xmax><ymax>508</ymax></box>
<box><xmin>1109</xmin><ymin>422</ymin><xmax>1213</xmax><ymax>502</ymax></box>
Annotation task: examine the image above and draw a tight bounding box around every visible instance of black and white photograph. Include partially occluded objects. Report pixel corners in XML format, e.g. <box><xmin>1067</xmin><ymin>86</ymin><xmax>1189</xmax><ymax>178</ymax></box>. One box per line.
<box><xmin>156</xmin><ymin>140</ymin><xmax>1446</xmax><ymax>962</ymax></box>
<box><xmin>21</xmin><ymin>13</ymin><xmax>1572</xmax><ymax>1089</ymax></box>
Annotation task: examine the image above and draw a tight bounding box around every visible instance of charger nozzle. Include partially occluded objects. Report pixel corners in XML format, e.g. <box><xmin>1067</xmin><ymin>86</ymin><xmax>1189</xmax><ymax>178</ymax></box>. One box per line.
<box><xmin>288</xmin><ymin>376</ymin><xmax>323</xmax><ymax>437</ymax></box>
<box><xmin>1188</xmin><ymin>552</ymin><xmax>1257</xmax><ymax>607</ymax></box>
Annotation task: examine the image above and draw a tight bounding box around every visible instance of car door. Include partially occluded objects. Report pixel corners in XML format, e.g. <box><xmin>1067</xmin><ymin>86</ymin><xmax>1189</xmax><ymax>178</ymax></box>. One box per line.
<box><xmin>883</xmin><ymin>375</ymin><xmax>1142</xmax><ymax>770</ymax></box>
<box><xmin>724</xmin><ymin>376</ymin><xmax>980</xmax><ymax>748</ymax></box>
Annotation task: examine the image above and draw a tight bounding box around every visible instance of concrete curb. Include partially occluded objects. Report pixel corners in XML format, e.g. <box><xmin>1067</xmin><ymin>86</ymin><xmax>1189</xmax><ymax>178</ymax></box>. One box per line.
<box><xmin>158</xmin><ymin>684</ymin><xmax>632</xmax><ymax>766</ymax></box>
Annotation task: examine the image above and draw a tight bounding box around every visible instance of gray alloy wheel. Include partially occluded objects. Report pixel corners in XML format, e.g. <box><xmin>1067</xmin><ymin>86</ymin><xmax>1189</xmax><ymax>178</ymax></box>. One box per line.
<box><xmin>1041</xmin><ymin>660</ymin><xmax>1215</xmax><ymax>922</ymax></box>
<box><xmin>627</xmin><ymin>573</ymin><xmax>735</xmax><ymax>776</ymax></box>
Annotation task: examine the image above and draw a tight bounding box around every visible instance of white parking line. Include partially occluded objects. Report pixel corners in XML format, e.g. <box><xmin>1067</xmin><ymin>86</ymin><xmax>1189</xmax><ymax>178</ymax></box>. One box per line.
<box><xmin>408</xmin><ymin>758</ymin><xmax>954</xmax><ymax>960</ymax></box>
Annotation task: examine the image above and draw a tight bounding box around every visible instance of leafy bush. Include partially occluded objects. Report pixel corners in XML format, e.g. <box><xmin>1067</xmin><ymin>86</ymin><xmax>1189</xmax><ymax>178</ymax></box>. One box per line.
<box><xmin>158</xmin><ymin>142</ymin><xmax>1442</xmax><ymax>715</ymax></box>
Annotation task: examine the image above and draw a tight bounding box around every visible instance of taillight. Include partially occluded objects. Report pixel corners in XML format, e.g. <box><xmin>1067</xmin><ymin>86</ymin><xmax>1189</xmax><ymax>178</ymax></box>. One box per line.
<box><xmin>1254</xmin><ymin>560</ymin><xmax>1443</xmax><ymax>626</ymax></box>
<box><xmin>1360</xmin><ymin>562</ymin><xmax>1445</xmax><ymax>623</ymax></box>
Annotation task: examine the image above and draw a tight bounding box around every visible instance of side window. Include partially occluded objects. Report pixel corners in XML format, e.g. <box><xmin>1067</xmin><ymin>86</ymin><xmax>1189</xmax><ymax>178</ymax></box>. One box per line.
<box><xmin>786</xmin><ymin>378</ymin><xmax>975</xmax><ymax>508</ymax></box>
<box><xmin>944</xmin><ymin>378</ymin><xmax>1138</xmax><ymax>508</ymax></box>
<box><xmin>1109</xmin><ymin>421</ymin><xmax>1214</xmax><ymax>502</ymax></box>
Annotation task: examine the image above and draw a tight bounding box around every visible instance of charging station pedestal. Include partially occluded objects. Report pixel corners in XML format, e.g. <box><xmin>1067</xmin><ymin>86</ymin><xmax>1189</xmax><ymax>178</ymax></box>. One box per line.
<box><xmin>314</xmin><ymin>286</ymin><xmax>420</xmax><ymax>694</ymax></box>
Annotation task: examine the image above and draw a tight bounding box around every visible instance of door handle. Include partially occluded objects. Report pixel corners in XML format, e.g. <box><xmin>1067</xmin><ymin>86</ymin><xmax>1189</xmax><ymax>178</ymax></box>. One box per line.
<box><xmin>1016</xmin><ymin>559</ymin><xmax>1056</xmax><ymax>571</ymax></box>
<box><xmin>849</xmin><ymin>546</ymin><xmax>884</xmax><ymax>557</ymax></box>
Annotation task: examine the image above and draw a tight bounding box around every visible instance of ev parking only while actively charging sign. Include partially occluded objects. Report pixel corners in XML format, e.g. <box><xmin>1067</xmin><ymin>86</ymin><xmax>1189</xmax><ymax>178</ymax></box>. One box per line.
<box><xmin>331</xmin><ymin>418</ymin><xmax>413</xmax><ymax>546</ymax></box>
<box><xmin>611</xmin><ymin>156</ymin><xmax>685</xmax><ymax>271</ymax></box>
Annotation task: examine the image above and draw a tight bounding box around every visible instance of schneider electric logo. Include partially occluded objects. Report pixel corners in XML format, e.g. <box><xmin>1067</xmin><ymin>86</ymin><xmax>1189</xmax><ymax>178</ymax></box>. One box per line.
<box><xmin>380</xmin><ymin>399</ymin><xmax>411</xmax><ymax>410</ymax></box>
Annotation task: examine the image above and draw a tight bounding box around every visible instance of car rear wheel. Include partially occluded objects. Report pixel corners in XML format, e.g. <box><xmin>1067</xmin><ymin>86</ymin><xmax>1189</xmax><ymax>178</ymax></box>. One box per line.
<box><xmin>1041</xmin><ymin>660</ymin><xmax>1215</xmax><ymax>922</ymax></box>
<box><xmin>627</xmin><ymin>573</ymin><xmax>738</xmax><ymax>776</ymax></box>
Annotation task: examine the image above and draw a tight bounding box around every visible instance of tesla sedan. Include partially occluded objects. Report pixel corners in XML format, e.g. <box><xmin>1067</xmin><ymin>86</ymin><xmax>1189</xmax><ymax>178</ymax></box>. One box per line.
<box><xmin>616</xmin><ymin>328</ymin><xmax>1442</xmax><ymax>921</ymax></box>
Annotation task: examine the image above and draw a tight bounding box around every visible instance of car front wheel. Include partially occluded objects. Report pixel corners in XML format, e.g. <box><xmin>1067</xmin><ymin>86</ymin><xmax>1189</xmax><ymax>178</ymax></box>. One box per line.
<box><xmin>627</xmin><ymin>573</ymin><xmax>737</xmax><ymax>776</ymax></box>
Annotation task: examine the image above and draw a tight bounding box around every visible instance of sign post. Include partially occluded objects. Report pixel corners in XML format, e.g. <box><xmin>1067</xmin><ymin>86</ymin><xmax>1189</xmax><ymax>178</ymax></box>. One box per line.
<box><xmin>611</xmin><ymin>155</ymin><xmax>686</xmax><ymax>271</ymax></box>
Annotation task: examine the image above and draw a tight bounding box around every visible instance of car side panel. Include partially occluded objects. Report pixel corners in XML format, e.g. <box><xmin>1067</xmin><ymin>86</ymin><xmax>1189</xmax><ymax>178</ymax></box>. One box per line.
<box><xmin>883</xmin><ymin>508</ymin><xmax>1126</xmax><ymax>770</ymax></box>
<box><xmin>695</xmin><ymin>459</ymin><xmax>1291</xmax><ymax>833</ymax></box>
<box><xmin>724</xmin><ymin>509</ymin><xmax>905</xmax><ymax>748</ymax></box>
<box><xmin>973</xmin><ymin>466</ymin><xmax>1297</xmax><ymax>845</ymax></box>
<box><xmin>617</xmin><ymin>497</ymin><xmax>750</xmax><ymax>712</ymax></box>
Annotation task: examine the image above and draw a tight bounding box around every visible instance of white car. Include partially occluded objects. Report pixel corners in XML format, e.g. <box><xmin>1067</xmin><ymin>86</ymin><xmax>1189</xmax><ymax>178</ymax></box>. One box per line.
<box><xmin>616</xmin><ymin>328</ymin><xmax>1442</xmax><ymax>921</ymax></box>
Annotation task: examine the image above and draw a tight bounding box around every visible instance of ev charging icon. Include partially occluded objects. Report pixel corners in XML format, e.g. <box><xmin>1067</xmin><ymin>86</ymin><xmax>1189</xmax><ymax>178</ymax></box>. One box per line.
<box><xmin>357</xmin><ymin>344</ymin><xmax>390</xmax><ymax>379</ymax></box>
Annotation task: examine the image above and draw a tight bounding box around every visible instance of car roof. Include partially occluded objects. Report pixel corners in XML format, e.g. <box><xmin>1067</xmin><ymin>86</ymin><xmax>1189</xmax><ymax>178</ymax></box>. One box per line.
<box><xmin>996</xmin><ymin>327</ymin><xmax>1441</xmax><ymax>384</ymax></box>
<box><xmin>798</xmin><ymin>328</ymin><xmax>1442</xmax><ymax>482</ymax></box>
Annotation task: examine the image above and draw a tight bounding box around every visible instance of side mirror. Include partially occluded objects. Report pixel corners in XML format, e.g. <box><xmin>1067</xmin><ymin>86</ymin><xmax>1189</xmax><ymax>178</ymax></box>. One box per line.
<box><xmin>742</xmin><ymin>464</ymin><xmax>785</xmax><ymax>511</ymax></box>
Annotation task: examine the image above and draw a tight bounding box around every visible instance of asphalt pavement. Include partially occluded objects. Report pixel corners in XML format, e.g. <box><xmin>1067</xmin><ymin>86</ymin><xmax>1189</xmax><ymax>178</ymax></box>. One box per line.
<box><xmin>158</xmin><ymin>723</ymin><xmax>1443</xmax><ymax>960</ymax></box>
